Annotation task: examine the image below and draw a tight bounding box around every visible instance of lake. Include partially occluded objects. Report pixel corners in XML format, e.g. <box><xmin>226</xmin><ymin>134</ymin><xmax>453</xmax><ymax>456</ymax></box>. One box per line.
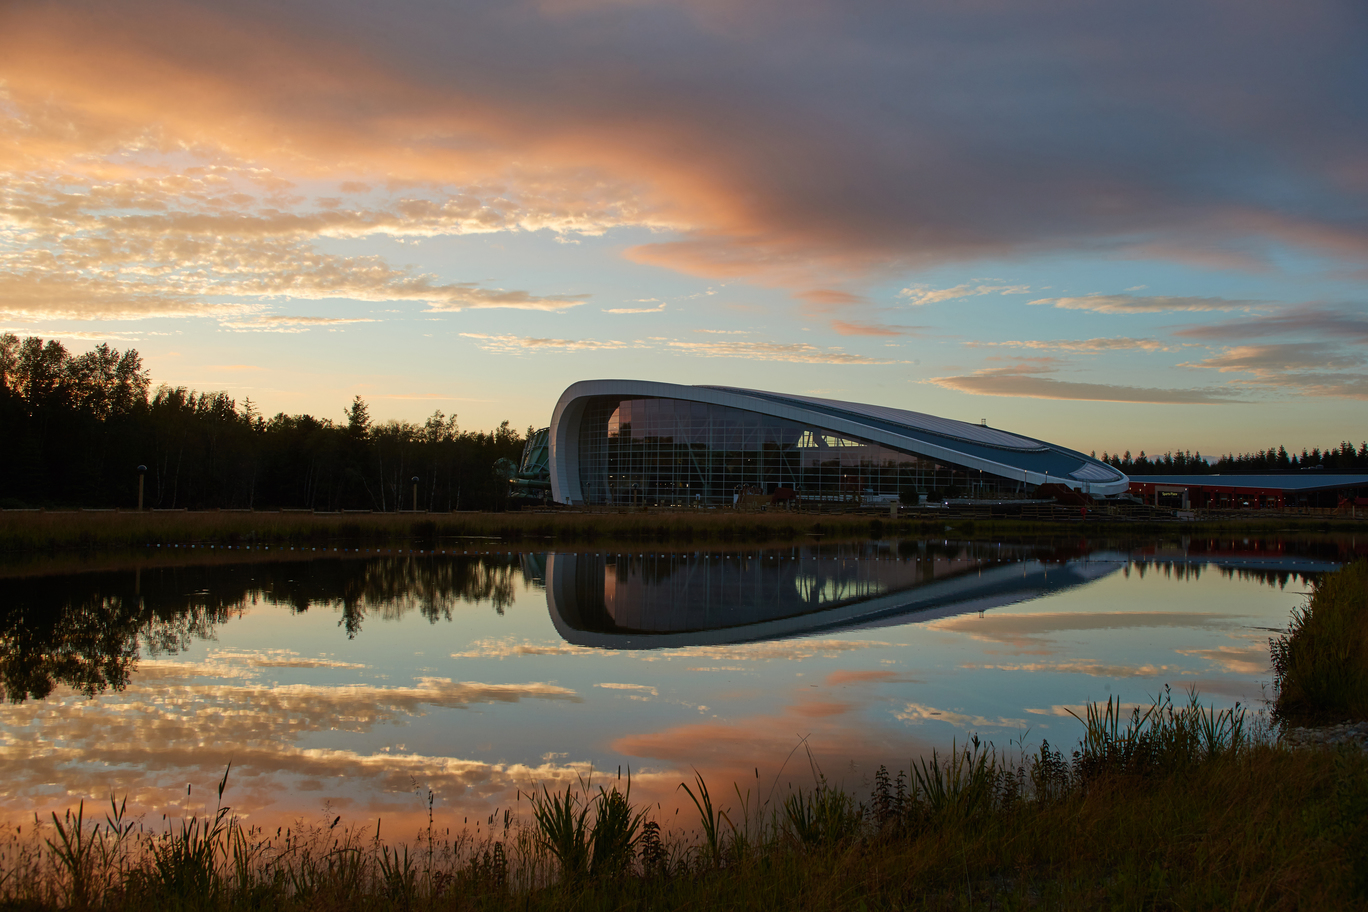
<box><xmin>1</xmin><ymin>534</ymin><xmax>1359</xmax><ymax>840</ymax></box>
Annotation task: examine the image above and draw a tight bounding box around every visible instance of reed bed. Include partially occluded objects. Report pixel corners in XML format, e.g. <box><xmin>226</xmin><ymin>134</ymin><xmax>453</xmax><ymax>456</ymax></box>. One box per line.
<box><xmin>5</xmin><ymin>691</ymin><xmax>1365</xmax><ymax>910</ymax></box>
<box><xmin>1272</xmin><ymin>558</ymin><xmax>1368</xmax><ymax>724</ymax></box>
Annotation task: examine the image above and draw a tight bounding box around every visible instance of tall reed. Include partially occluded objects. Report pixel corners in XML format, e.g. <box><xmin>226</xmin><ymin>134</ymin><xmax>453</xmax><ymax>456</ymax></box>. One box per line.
<box><xmin>1069</xmin><ymin>685</ymin><xmax>1248</xmax><ymax>779</ymax></box>
<box><xmin>528</xmin><ymin>769</ymin><xmax>644</xmax><ymax>883</ymax></box>
<box><xmin>1272</xmin><ymin>559</ymin><xmax>1368</xmax><ymax>723</ymax></box>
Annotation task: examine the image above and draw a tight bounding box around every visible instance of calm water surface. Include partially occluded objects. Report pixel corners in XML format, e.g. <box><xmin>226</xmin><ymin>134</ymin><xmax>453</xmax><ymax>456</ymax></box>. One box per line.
<box><xmin>1</xmin><ymin>536</ymin><xmax>1358</xmax><ymax>834</ymax></box>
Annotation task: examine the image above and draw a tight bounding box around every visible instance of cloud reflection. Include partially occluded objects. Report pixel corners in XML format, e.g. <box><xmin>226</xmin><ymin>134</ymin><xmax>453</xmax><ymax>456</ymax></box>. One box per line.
<box><xmin>962</xmin><ymin>661</ymin><xmax>1182</xmax><ymax>678</ymax></box>
<box><xmin>452</xmin><ymin>636</ymin><xmax>898</xmax><ymax>661</ymax></box>
<box><xmin>928</xmin><ymin>612</ymin><xmax>1245</xmax><ymax>654</ymax></box>
<box><xmin>1175</xmin><ymin>644</ymin><xmax>1270</xmax><ymax>676</ymax></box>
<box><xmin>824</xmin><ymin>670</ymin><xmax>920</xmax><ymax>686</ymax></box>
<box><xmin>894</xmin><ymin>703</ymin><xmax>1029</xmax><ymax>731</ymax></box>
<box><xmin>0</xmin><ymin>658</ymin><xmax>582</xmax><ymax>827</ymax></box>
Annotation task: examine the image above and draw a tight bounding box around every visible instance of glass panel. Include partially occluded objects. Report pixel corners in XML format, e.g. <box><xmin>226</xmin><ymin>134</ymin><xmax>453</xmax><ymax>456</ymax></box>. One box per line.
<box><xmin>575</xmin><ymin>396</ymin><xmax>1030</xmax><ymax>506</ymax></box>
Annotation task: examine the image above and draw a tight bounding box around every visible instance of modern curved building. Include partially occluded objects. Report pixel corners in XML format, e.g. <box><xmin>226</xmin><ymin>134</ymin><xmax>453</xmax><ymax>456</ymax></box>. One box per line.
<box><xmin>548</xmin><ymin>380</ymin><xmax>1128</xmax><ymax>506</ymax></box>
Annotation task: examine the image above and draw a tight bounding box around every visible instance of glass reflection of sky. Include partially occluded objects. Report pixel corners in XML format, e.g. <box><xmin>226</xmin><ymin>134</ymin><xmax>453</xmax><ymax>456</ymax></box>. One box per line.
<box><xmin>0</xmin><ymin>541</ymin><xmax>1343</xmax><ymax>833</ymax></box>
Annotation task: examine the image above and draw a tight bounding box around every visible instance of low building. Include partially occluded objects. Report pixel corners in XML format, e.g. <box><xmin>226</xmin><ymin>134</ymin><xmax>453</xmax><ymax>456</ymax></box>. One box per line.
<box><xmin>508</xmin><ymin>426</ymin><xmax>551</xmax><ymax>504</ymax></box>
<box><xmin>1127</xmin><ymin>474</ymin><xmax>1368</xmax><ymax>510</ymax></box>
<box><xmin>547</xmin><ymin>380</ymin><xmax>1129</xmax><ymax>507</ymax></box>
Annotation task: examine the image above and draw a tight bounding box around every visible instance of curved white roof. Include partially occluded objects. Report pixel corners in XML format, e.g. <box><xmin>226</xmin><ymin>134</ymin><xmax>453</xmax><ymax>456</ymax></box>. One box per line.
<box><xmin>548</xmin><ymin>379</ymin><xmax>1129</xmax><ymax>502</ymax></box>
<box><xmin>706</xmin><ymin>386</ymin><xmax>1047</xmax><ymax>451</ymax></box>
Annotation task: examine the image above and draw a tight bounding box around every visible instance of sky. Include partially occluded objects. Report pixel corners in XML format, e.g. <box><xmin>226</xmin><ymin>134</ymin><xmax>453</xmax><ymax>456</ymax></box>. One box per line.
<box><xmin>1</xmin><ymin>0</ymin><xmax>1366</xmax><ymax>456</ymax></box>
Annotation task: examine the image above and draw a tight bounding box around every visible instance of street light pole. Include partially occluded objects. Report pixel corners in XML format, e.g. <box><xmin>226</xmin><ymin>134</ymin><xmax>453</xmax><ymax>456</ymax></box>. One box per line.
<box><xmin>412</xmin><ymin>476</ymin><xmax>420</xmax><ymax>513</ymax></box>
<box><xmin>136</xmin><ymin>465</ymin><xmax>147</xmax><ymax>511</ymax></box>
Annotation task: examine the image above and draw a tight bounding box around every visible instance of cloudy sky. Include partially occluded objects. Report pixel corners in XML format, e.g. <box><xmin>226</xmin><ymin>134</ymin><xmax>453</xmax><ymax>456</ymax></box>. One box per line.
<box><xmin>2</xmin><ymin>0</ymin><xmax>1365</xmax><ymax>454</ymax></box>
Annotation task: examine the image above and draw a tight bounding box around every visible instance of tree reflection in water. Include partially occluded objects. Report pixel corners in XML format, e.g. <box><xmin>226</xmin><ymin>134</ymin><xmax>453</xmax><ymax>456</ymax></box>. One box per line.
<box><xmin>0</xmin><ymin>536</ymin><xmax>1348</xmax><ymax>704</ymax></box>
<box><xmin>0</xmin><ymin>553</ymin><xmax>538</xmax><ymax>703</ymax></box>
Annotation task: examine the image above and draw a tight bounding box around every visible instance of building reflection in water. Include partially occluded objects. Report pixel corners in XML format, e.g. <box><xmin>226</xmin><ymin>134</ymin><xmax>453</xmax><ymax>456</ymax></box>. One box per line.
<box><xmin>545</xmin><ymin>542</ymin><xmax>1130</xmax><ymax>649</ymax></box>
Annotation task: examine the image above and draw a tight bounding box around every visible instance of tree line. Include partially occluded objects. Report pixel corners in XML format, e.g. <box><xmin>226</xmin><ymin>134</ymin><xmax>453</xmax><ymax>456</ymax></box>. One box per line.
<box><xmin>0</xmin><ymin>335</ymin><xmax>526</xmax><ymax>510</ymax></box>
<box><xmin>1098</xmin><ymin>442</ymin><xmax>1368</xmax><ymax>476</ymax></box>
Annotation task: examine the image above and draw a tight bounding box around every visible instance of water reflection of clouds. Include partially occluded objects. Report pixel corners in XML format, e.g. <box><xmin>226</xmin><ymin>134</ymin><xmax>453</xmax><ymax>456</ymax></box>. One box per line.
<box><xmin>451</xmin><ymin>636</ymin><xmax>899</xmax><ymax>662</ymax></box>
<box><xmin>134</xmin><ymin>650</ymin><xmax>372</xmax><ymax>683</ymax></box>
<box><xmin>450</xmin><ymin>639</ymin><xmax>605</xmax><ymax>658</ymax></box>
<box><xmin>1175</xmin><ymin>644</ymin><xmax>1270</xmax><ymax>676</ymax></box>
<box><xmin>612</xmin><ymin>707</ymin><xmax>927</xmax><ymax>789</ymax></box>
<box><xmin>1024</xmin><ymin>676</ymin><xmax>1267</xmax><ymax>716</ymax></box>
<box><xmin>963</xmin><ymin>661</ymin><xmax>1183</xmax><ymax>678</ymax></box>
<box><xmin>609</xmin><ymin>677</ymin><xmax>958</xmax><ymax>801</ymax></box>
<box><xmin>790</xmin><ymin>700</ymin><xmax>856</xmax><ymax>718</ymax></box>
<box><xmin>825</xmin><ymin>670</ymin><xmax>921</xmax><ymax>686</ymax></box>
<box><xmin>0</xmin><ymin>728</ymin><xmax>681</xmax><ymax>834</ymax></box>
<box><xmin>1026</xmin><ymin>702</ymin><xmax>1149</xmax><ymax>718</ymax></box>
<box><xmin>595</xmin><ymin>683</ymin><xmax>658</xmax><ymax>699</ymax></box>
<box><xmin>1159</xmin><ymin>678</ymin><xmax>1267</xmax><ymax>701</ymax></box>
<box><xmin>0</xmin><ymin>662</ymin><xmax>589</xmax><ymax>825</ymax></box>
<box><xmin>929</xmin><ymin>612</ymin><xmax>1246</xmax><ymax>654</ymax></box>
<box><xmin>206</xmin><ymin>648</ymin><xmax>368</xmax><ymax>669</ymax></box>
<box><xmin>894</xmin><ymin>703</ymin><xmax>1029</xmax><ymax>730</ymax></box>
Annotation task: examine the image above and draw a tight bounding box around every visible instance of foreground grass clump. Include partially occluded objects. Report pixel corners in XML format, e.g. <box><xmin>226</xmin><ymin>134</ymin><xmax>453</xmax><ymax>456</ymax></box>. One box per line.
<box><xmin>1272</xmin><ymin>559</ymin><xmax>1368</xmax><ymax>724</ymax></box>
<box><xmin>5</xmin><ymin>692</ymin><xmax>1368</xmax><ymax>910</ymax></box>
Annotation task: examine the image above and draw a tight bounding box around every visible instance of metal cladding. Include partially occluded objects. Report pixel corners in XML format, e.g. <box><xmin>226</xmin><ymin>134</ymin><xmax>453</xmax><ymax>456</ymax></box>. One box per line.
<box><xmin>549</xmin><ymin>380</ymin><xmax>1129</xmax><ymax>505</ymax></box>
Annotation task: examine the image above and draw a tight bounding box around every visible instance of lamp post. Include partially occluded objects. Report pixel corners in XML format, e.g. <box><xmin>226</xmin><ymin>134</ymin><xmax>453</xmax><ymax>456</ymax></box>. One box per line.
<box><xmin>136</xmin><ymin>465</ymin><xmax>147</xmax><ymax>511</ymax></box>
<box><xmin>412</xmin><ymin>476</ymin><xmax>420</xmax><ymax>513</ymax></box>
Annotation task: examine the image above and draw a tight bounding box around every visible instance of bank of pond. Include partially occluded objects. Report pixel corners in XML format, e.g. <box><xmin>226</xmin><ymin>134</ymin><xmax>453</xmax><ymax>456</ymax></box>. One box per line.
<box><xmin>3</xmin><ymin>506</ymin><xmax>1368</xmax><ymax>554</ymax></box>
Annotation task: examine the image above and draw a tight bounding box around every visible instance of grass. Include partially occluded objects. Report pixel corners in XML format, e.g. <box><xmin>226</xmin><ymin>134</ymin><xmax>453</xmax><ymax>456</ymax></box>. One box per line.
<box><xmin>1272</xmin><ymin>558</ymin><xmax>1368</xmax><ymax>724</ymax></box>
<box><xmin>2</xmin><ymin>504</ymin><xmax>1363</xmax><ymax>553</ymax></box>
<box><xmin>528</xmin><ymin>773</ymin><xmax>646</xmax><ymax>882</ymax></box>
<box><xmin>6</xmin><ymin>691</ymin><xmax>1368</xmax><ymax>910</ymax></box>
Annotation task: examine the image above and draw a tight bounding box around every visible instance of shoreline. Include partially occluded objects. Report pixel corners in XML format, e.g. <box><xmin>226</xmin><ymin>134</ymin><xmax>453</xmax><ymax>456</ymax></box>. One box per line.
<box><xmin>2</xmin><ymin>506</ymin><xmax>1365</xmax><ymax>554</ymax></box>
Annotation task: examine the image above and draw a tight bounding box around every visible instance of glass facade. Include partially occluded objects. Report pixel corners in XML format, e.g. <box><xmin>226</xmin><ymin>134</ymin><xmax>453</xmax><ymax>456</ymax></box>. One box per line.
<box><xmin>575</xmin><ymin>396</ymin><xmax>1028</xmax><ymax>506</ymax></box>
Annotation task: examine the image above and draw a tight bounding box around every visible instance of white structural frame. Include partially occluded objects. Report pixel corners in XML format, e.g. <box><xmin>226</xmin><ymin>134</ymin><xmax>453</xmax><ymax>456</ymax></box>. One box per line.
<box><xmin>549</xmin><ymin>379</ymin><xmax>1130</xmax><ymax>504</ymax></box>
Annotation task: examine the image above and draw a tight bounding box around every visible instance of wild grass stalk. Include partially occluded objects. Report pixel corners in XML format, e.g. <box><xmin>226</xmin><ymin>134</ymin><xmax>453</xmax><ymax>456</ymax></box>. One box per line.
<box><xmin>527</xmin><ymin>769</ymin><xmax>645</xmax><ymax>884</ymax></box>
<box><xmin>45</xmin><ymin>801</ymin><xmax>95</xmax><ymax>910</ymax></box>
<box><xmin>726</xmin><ymin>767</ymin><xmax>773</xmax><ymax>863</ymax></box>
<box><xmin>528</xmin><ymin>783</ymin><xmax>590</xmax><ymax>882</ymax></box>
<box><xmin>780</xmin><ymin>748</ymin><xmax>863</xmax><ymax>849</ymax></box>
<box><xmin>148</xmin><ymin>764</ymin><xmax>235</xmax><ymax>907</ymax></box>
<box><xmin>908</xmin><ymin>735</ymin><xmax>1000</xmax><ymax>825</ymax></box>
<box><xmin>587</xmin><ymin>774</ymin><xmax>645</xmax><ymax>878</ymax></box>
<box><xmin>678</xmin><ymin>770</ymin><xmax>729</xmax><ymax>867</ymax></box>
<box><xmin>1069</xmin><ymin>685</ymin><xmax>1248</xmax><ymax>778</ymax></box>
